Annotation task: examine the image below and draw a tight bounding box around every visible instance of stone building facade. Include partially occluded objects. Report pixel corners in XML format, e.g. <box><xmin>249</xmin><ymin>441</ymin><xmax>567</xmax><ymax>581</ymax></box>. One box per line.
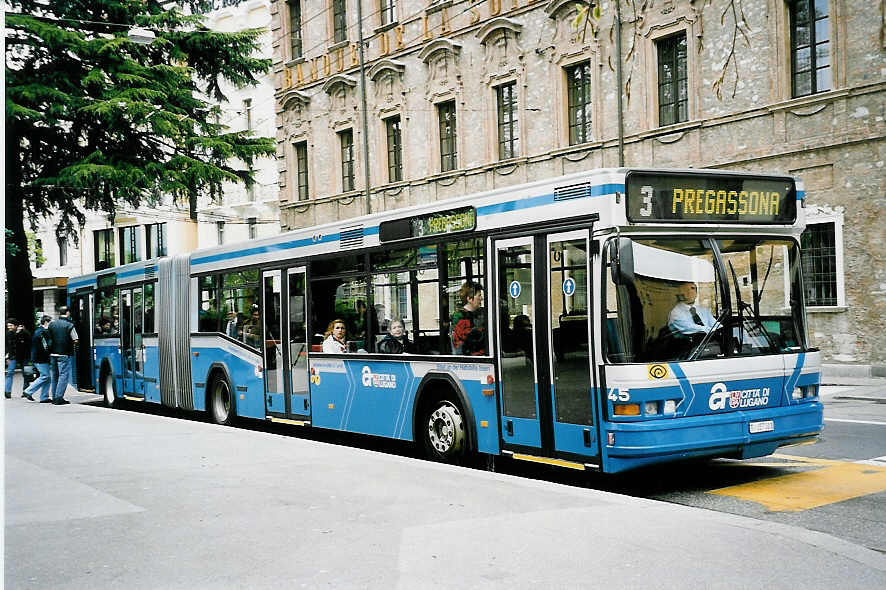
<box><xmin>270</xmin><ymin>0</ymin><xmax>885</xmax><ymax>365</ymax></box>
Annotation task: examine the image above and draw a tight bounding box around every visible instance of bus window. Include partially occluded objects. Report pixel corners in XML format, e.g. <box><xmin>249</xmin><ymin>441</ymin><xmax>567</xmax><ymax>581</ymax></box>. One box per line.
<box><xmin>606</xmin><ymin>238</ymin><xmax>724</xmax><ymax>362</ymax></box>
<box><xmin>198</xmin><ymin>275</ymin><xmax>220</xmax><ymax>333</ymax></box>
<box><xmin>221</xmin><ymin>269</ymin><xmax>261</xmax><ymax>348</ymax></box>
<box><xmin>311</xmin><ymin>276</ymin><xmax>369</xmax><ymax>352</ymax></box>
<box><xmin>143</xmin><ymin>282</ymin><xmax>156</xmax><ymax>333</ymax></box>
<box><xmin>444</xmin><ymin>239</ymin><xmax>486</xmax><ymax>355</ymax></box>
<box><xmin>716</xmin><ymin>239</ymin><xmax>802</xmax><ymax>353</ymax></box>
<box><xmin>94</xmin><ymin>283</ymin><xmax>119</xmax><ymax>337</ymax></box>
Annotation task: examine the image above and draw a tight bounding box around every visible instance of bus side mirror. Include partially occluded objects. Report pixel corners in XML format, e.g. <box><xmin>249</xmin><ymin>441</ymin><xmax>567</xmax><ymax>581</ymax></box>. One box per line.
<box><xmin>609</xmin><ymin>238</ymin><xmax>635</xmax><ymax>285</ymax></box>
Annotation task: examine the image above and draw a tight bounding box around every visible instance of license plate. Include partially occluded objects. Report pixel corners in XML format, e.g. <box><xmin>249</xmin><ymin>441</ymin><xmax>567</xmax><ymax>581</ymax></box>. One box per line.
<box><xmin>749</xmin><ymin>420</ymin><xmax>774</xmax><ymax>434</ymax></box>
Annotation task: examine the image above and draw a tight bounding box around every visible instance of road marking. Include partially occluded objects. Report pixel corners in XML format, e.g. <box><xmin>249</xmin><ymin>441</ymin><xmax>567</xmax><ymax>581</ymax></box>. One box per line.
<box><xmin>824</xmin><ymin>418</ymin><xmax>886</xmax><ymax>426</ymax></box>
<box><xmin>708</xmin><ymin>458</ymin><xmax>886</xmax><ymax>512</ymax></box>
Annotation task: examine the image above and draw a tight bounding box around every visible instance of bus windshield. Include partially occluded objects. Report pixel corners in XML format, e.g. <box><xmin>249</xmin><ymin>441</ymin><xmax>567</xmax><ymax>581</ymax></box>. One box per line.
<box><xmin>605</xmin><ymin>237</ymin><xmax>804</xmax><ymax>363</ymax></box>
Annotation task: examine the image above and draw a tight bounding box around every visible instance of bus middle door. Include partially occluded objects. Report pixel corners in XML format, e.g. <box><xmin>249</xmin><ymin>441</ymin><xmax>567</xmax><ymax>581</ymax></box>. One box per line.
<box><xmin>495</xmin><ymin>231</ymin><xmax>600</xmax><ymax>460</ymax></box>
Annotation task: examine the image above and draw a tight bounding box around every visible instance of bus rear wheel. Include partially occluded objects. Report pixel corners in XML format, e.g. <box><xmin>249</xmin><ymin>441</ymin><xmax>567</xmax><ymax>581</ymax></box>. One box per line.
<box><xmin>422</xmin><ymin>399</ymin><xmax>467</xmax><ymax>462</ymax></box>
<box><xmin>101</xmin><ymin>371</ymin><xmax>118</xmax><ymax>408</ymax></box>
<box><xmin>209</xmin><ymin>376</ymin><xmax>235</xmax><ymax>426</ymax></box>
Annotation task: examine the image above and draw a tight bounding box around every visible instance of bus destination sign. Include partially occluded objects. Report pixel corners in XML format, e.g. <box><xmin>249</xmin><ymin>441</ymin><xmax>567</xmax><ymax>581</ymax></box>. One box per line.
<box><xmin>625</xmin><ymin>172</ymin><xmax>797</xmax><ymax>224</ymax></box>
<box><xmin>380</xmin><ymin>207</ymin><xmax>476</xmax><ymax>242</ymax></box>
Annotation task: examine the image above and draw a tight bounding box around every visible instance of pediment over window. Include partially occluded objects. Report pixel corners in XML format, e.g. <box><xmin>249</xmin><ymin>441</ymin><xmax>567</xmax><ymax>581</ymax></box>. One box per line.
<box><xmin>321</xmin><ymin>74</ymin><xmax>357</xmax><ymax>95</ymax></box>
<box><xmin>418</xmin><ymin>38</ymin><xmax>462</xmax><ymax>64</ymax></box>
<box><xmin>544</xmin><ymin>0</ymin><xmax>584</xmax><ymax>19</ymax></box>
<box><xmin>368</xmin><ymin>59</ymin><xmax>406</xmax><ymax>82</ymax></box>
<box><xmin>476</xmin><ymin>17</ymin><xmax>522</xmax><ymax>44</ymax></box>
<box><xmin>280</xmin><ymin>89</ymin><xmax>311</xmax><ymax>111</ymax></box>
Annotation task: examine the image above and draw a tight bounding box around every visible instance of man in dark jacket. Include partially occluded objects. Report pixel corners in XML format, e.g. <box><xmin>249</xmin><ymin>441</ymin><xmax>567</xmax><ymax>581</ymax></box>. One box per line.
<box><xmin>6</xmin><ymin>318</ymin><xmax>32</xmax><ymax>398</ymax></box>
<box><xmin>48</xmin><ymin>307</ymin><xmax>78</xmax><ymax>405</ymax></box>
<box><xmin>24</xmin><ymin>316</ymin><xmax>54</xmax><ymax>402</ymax></box>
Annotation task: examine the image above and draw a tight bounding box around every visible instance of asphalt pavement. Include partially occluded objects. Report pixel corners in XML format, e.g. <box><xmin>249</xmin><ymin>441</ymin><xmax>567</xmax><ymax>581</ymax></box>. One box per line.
<box><xmin>4</xmin><ymin>383</ymin><xmax>886</xmax><ymax>589</ymax></box>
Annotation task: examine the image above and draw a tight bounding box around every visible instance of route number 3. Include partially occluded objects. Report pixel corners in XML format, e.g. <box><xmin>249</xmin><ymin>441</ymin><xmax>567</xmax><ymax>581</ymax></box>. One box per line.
<box><xmin>639</xmin><ymin>185</ymin><xmax>654</xmax><ymax>217</ymax></box>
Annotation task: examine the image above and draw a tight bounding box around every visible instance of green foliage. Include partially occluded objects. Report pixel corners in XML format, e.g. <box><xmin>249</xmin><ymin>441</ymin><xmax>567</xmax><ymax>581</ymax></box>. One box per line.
<box><xmin>26</xmin><ymin>232</ymin><xmax>46</xmax><ymax>267</ymax></box>
<box><xmin>5</xmin><ymin>0</ymin><xmax>276</xmax><ymax>232</ymax></box>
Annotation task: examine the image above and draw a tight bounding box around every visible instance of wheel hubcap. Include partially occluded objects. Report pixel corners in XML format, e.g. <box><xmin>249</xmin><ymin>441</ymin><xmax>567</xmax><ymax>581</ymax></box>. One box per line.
<box><xmin>427</xmin><ymin>401</ymin><xmax>465</xmax><ymax>456</ymax></box>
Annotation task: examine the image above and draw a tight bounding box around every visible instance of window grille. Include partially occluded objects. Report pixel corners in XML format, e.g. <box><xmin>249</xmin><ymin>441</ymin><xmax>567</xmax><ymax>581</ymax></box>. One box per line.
<box><xmin>801</xmin><ymin>222</ymin><xmax>837</xmax><ymax>306</ymax></box>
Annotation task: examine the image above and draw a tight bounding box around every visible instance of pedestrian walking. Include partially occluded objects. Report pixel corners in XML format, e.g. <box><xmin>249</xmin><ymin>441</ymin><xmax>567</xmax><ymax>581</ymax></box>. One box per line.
<box><xmin>48</xmin><ymin>307</ymin><xmax>78</xmax><ymax>405</ymax></box>
<box><xmin>6</xmin><ymin>318</ymin><xmax>32</xmax><ymax>399</ymax></box>
<box><xmin>24</xmin><ymin>316</ymin><xmax>55</xmax><ymax>402</ymax></box>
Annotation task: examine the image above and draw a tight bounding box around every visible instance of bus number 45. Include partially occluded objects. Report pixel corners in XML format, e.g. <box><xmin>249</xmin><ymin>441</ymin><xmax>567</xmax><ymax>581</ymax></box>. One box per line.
<box><xmin>608</xmin><ymin>389</ymin><xmax>630</xmax><ymax>402</ymax></box>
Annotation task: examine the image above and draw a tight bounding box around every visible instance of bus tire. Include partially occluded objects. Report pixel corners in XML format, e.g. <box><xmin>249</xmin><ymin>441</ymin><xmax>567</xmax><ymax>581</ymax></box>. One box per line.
<box><xmin>421</xmin><ymin>397</ymin><xmax>467</xmax><ymax>462</ymax></box>
<box><xmin>208</xmin><ymin>372</ymin><xmax>235</xmax><ymax>426</ymax></box>
<box><xmin>101</xmin><ymin>367</ymin><xmax>118</xmax><ymax>409</ymax></box>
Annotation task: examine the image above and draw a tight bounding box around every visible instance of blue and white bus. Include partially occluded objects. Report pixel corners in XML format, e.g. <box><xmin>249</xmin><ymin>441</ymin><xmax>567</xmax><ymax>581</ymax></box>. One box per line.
<box><xmin>67</xmin><ymin>168</ymin><xmax>823</xmax><ymax>473</ymax></box>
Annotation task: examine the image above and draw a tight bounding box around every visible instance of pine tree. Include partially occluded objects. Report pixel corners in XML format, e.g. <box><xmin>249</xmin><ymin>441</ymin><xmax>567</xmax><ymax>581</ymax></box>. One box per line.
<box><xmin>5</xmin><ymin>1</ymin><xmax>275</xmax><ymax>329</ymax></box>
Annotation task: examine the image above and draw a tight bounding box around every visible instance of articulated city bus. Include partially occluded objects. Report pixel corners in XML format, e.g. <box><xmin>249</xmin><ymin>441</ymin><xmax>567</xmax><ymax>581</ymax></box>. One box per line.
<box><xmin>67</xmin><ymin>168</ymin><xmax>823</xmax><ymax>473</ymax></box>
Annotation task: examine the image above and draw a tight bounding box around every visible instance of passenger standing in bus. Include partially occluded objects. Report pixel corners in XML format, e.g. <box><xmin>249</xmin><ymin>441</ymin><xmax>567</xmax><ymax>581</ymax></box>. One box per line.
<box><xmin>322</xmin><ymin>319</ymin><xmax>348</xmax><ymax>353</ymax></box>
<box><xmin>668</xmin><ymin>282</ymin><xmax>716</xmax><ymax>335</ymax></box>
<box><xmin>450</xmin><ymin>281</ymin><xmax>486</xmax><ymax>355</ymax></box>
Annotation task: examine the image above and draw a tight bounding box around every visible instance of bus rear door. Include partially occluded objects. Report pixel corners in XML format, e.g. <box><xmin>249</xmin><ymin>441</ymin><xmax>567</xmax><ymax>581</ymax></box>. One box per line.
<box><xmin>494</xmin><ymin>230</ymin><xmax>599</xmax><ymax>461</ymax></box>
<box><xmin>261</xmin><ymin>267</ymin><xmax>310</xmax><ymax>422</ymax></box>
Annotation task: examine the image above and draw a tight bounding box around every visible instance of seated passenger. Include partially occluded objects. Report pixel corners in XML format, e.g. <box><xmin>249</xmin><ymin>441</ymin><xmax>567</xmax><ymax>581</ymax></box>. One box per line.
<box><xmin>242</xmin><ymin>306</ymin><xmax>262</xmax><ymax>348</ymax></box>
<box><xmin>450</xmin><ymin>281</ymin><xmax>486</xmax><ymax>355</ymax></box>
<box><xmin>322</xmin><ymin>319</ymin><xmax>348</xmax><ymax>353</ymax></box>
<box><xmin>377</xmin><ymin>318</ymin><xmax>413</xmax><ymax>354</ymax></box>
<box><xmin>668</xmin><ymin>282</ymin><xmax>716</xmax><ymax>336</ymax></box>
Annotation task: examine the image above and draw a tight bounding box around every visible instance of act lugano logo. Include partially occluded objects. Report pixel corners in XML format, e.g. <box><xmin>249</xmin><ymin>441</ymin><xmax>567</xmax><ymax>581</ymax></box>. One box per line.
<box><xmin>708</xmin><ymin>382</ymin><xmax>770</xmax><ymax>411</ymax></box>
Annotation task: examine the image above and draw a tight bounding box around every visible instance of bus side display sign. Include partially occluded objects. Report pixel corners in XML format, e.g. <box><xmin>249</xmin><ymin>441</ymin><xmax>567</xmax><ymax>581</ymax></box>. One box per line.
<box><xmin>626</xmin><ymin>172</ymin><xmax>797</xmax><ymax>224</ymax></box>
<box><xmin>380</xmin><ymin>206</ymin><xmax>476</xmax><ymax>242</ymax></box>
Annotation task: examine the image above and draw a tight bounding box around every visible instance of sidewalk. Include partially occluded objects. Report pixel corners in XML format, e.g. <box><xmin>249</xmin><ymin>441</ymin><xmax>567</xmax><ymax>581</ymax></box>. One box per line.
<box><xmin>819</xmin><ymin>364</ymin><xmax>886</xmax><ymax>402</ymax></box>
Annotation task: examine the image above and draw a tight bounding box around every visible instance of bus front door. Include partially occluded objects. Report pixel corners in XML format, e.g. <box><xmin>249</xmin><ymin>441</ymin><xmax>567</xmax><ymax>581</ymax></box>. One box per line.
<box><xmin>495</xmin><ymin>231</ymin><xmax>599</xmax><ymax>460</ymax></box>
<box><xmin>70</xmin><ymin>291</ymin><xmax>95</xmax><ymax>391</ymax></box>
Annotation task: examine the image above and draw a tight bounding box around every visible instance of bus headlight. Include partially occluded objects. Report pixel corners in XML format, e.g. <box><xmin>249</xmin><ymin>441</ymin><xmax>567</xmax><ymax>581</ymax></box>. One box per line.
<box><xmin>792</xmin><ymin>386</ymin><xmax>804</xmax><ymax>400</ymax></box>
<box><xmin>663</xmin><ymin>400</ymin><xmax>677</xmax><ymax>414</ymax></box>
<box><xmin>644</xmin><ymin>401</ymin><xmax>658</xmax><ymax>416</ymax></box>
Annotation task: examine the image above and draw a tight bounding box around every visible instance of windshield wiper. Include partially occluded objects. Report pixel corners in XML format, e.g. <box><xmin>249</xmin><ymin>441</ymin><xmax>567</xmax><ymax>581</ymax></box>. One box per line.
<box><xmin>729</xmin><ymin>260</ymin><xmax>776</xmax><ymax>352</ymax></box>
<box><xmin>686</xmin><ymin>308</ymin><xmax>728</xmax><ymax>361</ymax></box>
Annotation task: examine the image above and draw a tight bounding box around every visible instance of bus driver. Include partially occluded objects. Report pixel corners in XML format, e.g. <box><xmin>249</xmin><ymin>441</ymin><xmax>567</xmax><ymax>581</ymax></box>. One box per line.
<box><xmin>668</xmin><ymin>282</ymin><xmax>716</xmax><ymax>336</ymax></box>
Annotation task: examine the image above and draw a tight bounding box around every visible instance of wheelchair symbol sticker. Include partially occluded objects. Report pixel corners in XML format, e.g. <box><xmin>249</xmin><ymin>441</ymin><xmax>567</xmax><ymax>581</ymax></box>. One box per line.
<box><xmin>509</xmin><ymin>280</ymin><xmax>521</xmax><ymax>299</ymax></box>
<box><xmin>563</xmin><ymin>277</ymin><xmax>576</xmax><ymax>296</ymax></box>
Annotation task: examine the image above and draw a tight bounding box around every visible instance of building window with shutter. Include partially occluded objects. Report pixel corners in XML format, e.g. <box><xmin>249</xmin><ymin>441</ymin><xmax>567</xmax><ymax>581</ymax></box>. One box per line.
<box><xmin>566</xmin><ymin>61</ymin><xmax>592</xmax><ymax>145</ymax></box>
<box><xmin>801</xmin><ymin>220</ymin><xmax>843</xmax><ymax>307</ymax></box>
<box><xmin>289</xmin><ymin>0</ymin><xmax>303</xmax><ymax>59</ymax></box>
<box><xmin>339</xmin><ymin>129</ymin><xmax>355</xmax><ymax>192</ymax></box>
<box><xmin>790</xmin><ymin>0</ymin><xmax>831</xmax><ymax>97</ymax></box>
<box><xmin>385</xmin><ymin>115</ymin><xmax>402</xmax><ymax>182</ymax></box>
<box><xmin>294</xmin><ymin>141</ymin><xmax>309</xmax><ymax>200</ymax></box>
<box><xmin>333</xmin><ymin>0</ymin><xmax>347</xmax><ymax>44</ymax></box>
<box><xmin>94</xmin><ymin>228</ymin><xmax>115</xmax><ymax>270</ymax></box>
<box><xmin>657</xmin><ymin>32</ymin><xmax>688</xmax><ymax>126</ymax></box>
<box><xmin>496</xmin><ymin>82</ymin><xmax>519</xmax><ymax>160</ymax></box>
<box><xmin>438</xmin><ymin>100</ymin><xmax>457</xmax><ymax>172</ymax></box>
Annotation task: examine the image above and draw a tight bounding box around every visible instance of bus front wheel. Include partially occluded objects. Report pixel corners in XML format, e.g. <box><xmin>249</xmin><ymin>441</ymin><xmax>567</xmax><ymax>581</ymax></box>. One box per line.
<box><xmin>101</xmin><ymin>370</ymin><xmax>118</xmax><ymax>408</ymax></box>
<box><xmin>422</xmin><ymin>399</ymin><xmax>467</xmax><ymax>462</ymax></box>
<box><xmin>209</xmin><ymin>375</ymin><xmax>235</xmax><ymax>426</ymax></box>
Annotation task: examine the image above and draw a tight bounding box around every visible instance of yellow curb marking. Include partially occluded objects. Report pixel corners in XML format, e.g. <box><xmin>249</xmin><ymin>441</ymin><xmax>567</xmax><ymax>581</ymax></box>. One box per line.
<box><xmin>708</xmin><ymin>458</ymin><xmax>886</xmax><ymax>512</ymax></box>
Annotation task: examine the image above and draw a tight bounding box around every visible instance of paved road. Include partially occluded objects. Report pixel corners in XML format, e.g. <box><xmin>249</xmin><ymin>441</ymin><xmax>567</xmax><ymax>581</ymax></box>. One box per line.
<box><xmin>4</xmin><ymin>393</ymin><xmax>886</xmax><ymax>589</ymax></box>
